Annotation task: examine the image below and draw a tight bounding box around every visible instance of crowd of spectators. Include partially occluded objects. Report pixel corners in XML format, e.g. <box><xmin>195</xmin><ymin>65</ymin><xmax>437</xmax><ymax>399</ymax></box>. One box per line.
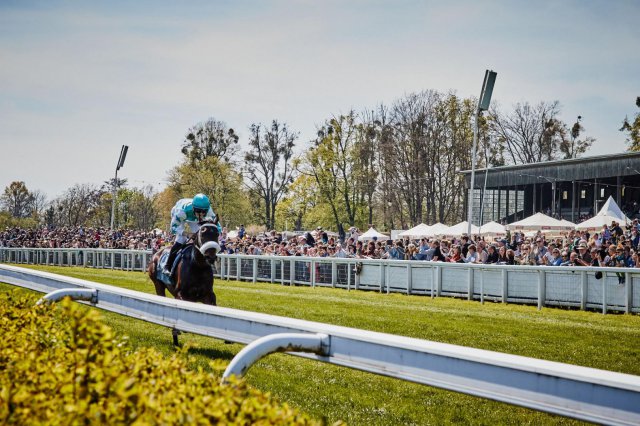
<box><xmin>220</xmin><ymin>221</ymin><xmax>640</xmax><ymax>275</ymax></box>
<box><xmin>4</xmin><ymin>218</ymin><xmax>640</xmax><ymax>275</ymax></box>
<box><xmin>0</xmin><ymin>226</ymin><xmax>166</xmax><ymax>252</ymax></box>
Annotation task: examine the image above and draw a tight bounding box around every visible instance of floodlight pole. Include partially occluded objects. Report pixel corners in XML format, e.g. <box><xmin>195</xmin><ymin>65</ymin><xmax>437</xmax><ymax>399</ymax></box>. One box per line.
<box><xmin>110</xmin><ymin>145</ymin><xmax>129</xmax><ymax>230</ymax></box>
<box><xmin>467</xmin><ymin>70</ymin><xmax>497</xmax><ymax>236</ymax></box>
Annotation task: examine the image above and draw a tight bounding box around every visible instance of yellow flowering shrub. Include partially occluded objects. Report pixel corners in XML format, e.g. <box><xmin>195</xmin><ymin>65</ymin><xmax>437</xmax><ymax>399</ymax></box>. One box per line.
<box><xmin>0</xmin><ymin>291</ymin><xmax>319</xmax><ymax>425</ymax></box>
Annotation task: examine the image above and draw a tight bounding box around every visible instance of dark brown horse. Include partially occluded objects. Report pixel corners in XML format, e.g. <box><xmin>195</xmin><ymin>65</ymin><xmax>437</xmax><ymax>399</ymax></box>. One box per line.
<box><xmin>149</xmin><ymin>220</ymin><xmax>220</xmax><ymax>302</ymax></box>
<box><xmin>149</xmin><ymin>221</ymin><xmax>220</xmax><ymax>344</ymax></box>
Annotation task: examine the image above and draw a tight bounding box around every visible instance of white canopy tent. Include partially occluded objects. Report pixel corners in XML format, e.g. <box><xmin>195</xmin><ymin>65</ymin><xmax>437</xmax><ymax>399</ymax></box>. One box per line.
<box><xmin>398</xmin><ymin>223</ymin><xmax>432</xmax><ymax>238</ymax></box>
<box><xmin>358</xmin><ymin>227</ymin><xmax>389</xmax><ymax>241</ymax></box>
<box><xmin>478</xmin><ymin>221</ymin><xmax>507</xmax><ymax>237</ymax></box>
<box><xmin>427</xmin><ymin>222</ymin><xmax>450</xmax><ymax>237</ymax></box>
<box><xmin>442</xmin><ymin>221</ymin><xmax>480</xmax><ymax>237</ymax></box>
<box><xmin>506</xmin><ymin>212</ymin><xmax>573</xmax><ymax>232</ymax></box>
<box><xmin>575</xmin><ymin>196</ymin><xmax>631</xmax><ymax>231</ymax></box>
<box><xmin>558</xmin><ymin>218</ymin><xmax>576</xmax><ymax>229</ymax></box>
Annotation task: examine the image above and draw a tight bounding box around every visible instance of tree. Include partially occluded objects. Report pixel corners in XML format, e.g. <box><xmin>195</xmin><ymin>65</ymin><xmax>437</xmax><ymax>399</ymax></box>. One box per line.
<box><xmin>181</xmin><ymin>118</ymin><xmax>239</xmax><ymax>164</ymax></box>
<box><xmin>274</xmin><ymin>175</ymin><xmax>316</xmax><ymax>231</ymax></box>
<box><xmin>51</xmin><ymin>184</ymin><xmax>102</xmax><ymax>227</ymax></box>
<box><xmin>120</xmin><ymin>186</ymin><xmax>158</xmax><ymax>230</ymax></box>
<box><xmin>244</xmin><ymin>120</ymin><xmax>297</xmax><ymax>230</ymax></box>
<box><xmin>490</xmin><ymin>101</ymin><xmax>566</xmax><ymax>164</ymax></box>
<box><xmin>300</xmin><ymin>113</ymin><xmax>367</xmax><ymax>232</ymax></box>
<box><xmin>29</xmin><ymin>189</ymin><xmax>48</xmax><ymax>220</ymax></box>
<box><xmin>559</xmin><ymin>116</ymin><xmax>595</xmax><ymax>159</ymax></box>
<box><xmin>1</xmin><ymin>181</ymin><xmax>34</xmax><ymax>218</ymax></box>
<box><xmin>168</xmin><ymin>156</ymin><xmax>252</xmax><ymax>229</ymax></box>
<box><xmin>355</xmin><ymin>111</ymin><xmax>380</xmax><ymax>226</ymax></box>
<box><xmin>620</xmin><ymin>96</ymin><xmax>640</xmax><ymax>151</ymax></box>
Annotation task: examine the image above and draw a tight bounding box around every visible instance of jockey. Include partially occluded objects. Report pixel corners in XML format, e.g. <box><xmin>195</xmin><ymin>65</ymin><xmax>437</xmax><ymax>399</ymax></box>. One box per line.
<box><xmin>163</xmin><ymin>193</ymin><xmax>221</xmax><ymax>276</ymax></box>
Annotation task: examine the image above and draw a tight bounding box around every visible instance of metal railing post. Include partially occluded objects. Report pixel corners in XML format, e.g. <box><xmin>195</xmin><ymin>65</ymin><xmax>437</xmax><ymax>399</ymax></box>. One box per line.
<box><xmin>538</xmin><ymin>270</ymin><xmax>546</xmax><ymax>310</ymax></box>
<box><xmin>581</xmin><ymin>271</ymin><xmax>587</xmax><ymax>311</ymax></box>
<box><xmin>331</xmin><ymin>261</ymin><xmax>337</xmax><ymax>288</ymax></box>
<box><xmin>501</xmin><ymin>269</ymin><xmax>507</xmax><ymax>303</ymax></box>
<box><xmin>271</xmin><ymin>258</ymin><xmax>276</xmax><ymax>284</ymax></box>
<box><xmin>626</xmin><ymin>272</ymin><xmax>632</xmax><ymax>314</ymax></box>
<box><xmin>252</xmin><ymin>258</ymin><xmax>257</xmax><ymax>284</ymax></box>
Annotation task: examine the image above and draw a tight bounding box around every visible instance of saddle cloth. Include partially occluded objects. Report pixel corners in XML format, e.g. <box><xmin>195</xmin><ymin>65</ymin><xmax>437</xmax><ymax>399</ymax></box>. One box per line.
<box><xmin>157</xmin><ymin>247</ymin><xmax>189</xmax><ymax>287</ymax></box>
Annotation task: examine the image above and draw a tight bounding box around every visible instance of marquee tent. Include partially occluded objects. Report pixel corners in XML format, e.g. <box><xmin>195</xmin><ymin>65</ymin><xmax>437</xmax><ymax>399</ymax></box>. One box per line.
<box><xmin>442</xmin><ymin>221</ymin><xmax>480</xmax><ymax>236</ymax></box>
<box><xmin>575</xmin><ymin>196</ymin><xmax>631</xmax><ymax>231</ymax></box>
<box><xmin>358</xmin><ymin>227</ymin><xmax>389</xmax><ymax>241</ymax></box>
<box><xmin>398</xmin><ymin>223</ymin><xmax>432</xmax><ymax>238</ymax></box>
<box><xmin>506</xmin><ymin>212</ymin><xmax>573</xmax><ymax>231</ymax></box>
<box><xmin>558</xmin><ymin>218</ymin><xmax>576</xmax><ymax>229</ymax></box>
<box><xmin>427</xmin><ymin>222</ymin><xmax>450</xmax><ymax>237</ymax></box>
<box><xmin>478</xmin><ymin>221</ymin><xmax>506</xmax><ymax>236</ymax></box>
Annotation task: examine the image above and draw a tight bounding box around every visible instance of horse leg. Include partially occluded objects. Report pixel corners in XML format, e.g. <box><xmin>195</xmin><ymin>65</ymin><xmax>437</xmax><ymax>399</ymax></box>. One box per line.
<box><xmin>148</xmin><ymin>256</ymin><xmax>167</xmax><ymax>297</ymax></box>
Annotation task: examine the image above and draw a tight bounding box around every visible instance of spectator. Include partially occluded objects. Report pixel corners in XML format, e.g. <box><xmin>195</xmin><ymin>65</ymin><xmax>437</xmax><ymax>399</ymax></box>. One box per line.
<box><xmin>448</xmin><ymin>245</ymin><xmax>463</xmax><ymax>263</ymax></box>
<box><xmin>463</xmin><ymin>244</ymin><xmax>479</xmax><ymax>263</ymax></box>
<box><xmin>485</xmin><ymin>245</ymin><xmax>499</xmax><ymax>264</ymax></box>
<box><xmin>497</xmin><ymin>246</ymin><xmax>508</xmax><ymax>264</ymax></box>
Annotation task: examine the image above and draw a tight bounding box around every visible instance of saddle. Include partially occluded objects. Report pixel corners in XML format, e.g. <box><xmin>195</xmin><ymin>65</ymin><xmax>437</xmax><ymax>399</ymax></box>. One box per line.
<box><xmin>157</xmin><ymin>245</ymin><xmax>192</xmax><ymax>286</ymax></box>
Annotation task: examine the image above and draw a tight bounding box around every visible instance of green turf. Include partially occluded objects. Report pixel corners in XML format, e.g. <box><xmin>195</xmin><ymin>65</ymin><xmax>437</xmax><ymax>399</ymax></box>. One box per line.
<box><xmin>3</xmin><ymin>264</ymin><xmax>640</xmax><ymax>425</ymax></box>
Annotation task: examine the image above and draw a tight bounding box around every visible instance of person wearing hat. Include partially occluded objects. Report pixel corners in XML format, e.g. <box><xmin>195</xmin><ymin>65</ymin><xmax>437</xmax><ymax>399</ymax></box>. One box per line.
<box><xmin>576</xmin><ymin>242</ymin><xmax>592</xmax><ymax>263</ymax></box>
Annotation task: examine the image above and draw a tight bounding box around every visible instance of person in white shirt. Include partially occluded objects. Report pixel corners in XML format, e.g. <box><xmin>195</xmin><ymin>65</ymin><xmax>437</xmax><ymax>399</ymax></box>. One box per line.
<box><xmin>463</xmin><ymin>244</ymin><xmax>479</xmax><ymax>263</ymax></box>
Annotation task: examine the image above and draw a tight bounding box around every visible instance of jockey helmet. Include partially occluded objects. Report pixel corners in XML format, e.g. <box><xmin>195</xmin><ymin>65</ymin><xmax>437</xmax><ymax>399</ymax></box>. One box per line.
<box><xmin>192</xmin><ymin>193</ymin><xmax>210</xmax><ymax>214</ymax></box>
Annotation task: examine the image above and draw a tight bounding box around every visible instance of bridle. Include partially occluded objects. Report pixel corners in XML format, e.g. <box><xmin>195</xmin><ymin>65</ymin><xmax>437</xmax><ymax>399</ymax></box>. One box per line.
<box><xmin>197</xmin><ymin>223</ymin><xmax>221</xmax><ymax>256</ymax></box>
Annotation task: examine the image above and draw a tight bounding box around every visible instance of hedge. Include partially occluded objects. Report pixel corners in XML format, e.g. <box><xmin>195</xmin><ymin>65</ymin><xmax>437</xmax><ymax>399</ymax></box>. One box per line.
<box><xmin>0</xmin><ymin>291</ymin><xmax>325</xmax><ymax>425</ymax></box>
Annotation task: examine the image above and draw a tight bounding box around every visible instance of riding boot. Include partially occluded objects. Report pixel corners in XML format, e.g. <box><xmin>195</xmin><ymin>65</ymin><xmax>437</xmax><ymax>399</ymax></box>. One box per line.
<box><xmin>163</xmin><ymin>242</ymin><xmax>184</xmax><ymax>276</ymax></box>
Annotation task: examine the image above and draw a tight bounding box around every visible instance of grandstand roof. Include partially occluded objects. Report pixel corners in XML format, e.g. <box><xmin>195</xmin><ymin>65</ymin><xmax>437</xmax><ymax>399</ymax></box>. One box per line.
<box><xmin>459</xmin><ymin>151</ymin><xmax>640</xmax><ymax>188</ymax></box>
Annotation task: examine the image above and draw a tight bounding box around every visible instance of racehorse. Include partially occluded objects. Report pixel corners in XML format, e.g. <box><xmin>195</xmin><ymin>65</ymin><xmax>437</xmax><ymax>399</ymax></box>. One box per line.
<box><xmin>148</xmin><ymin>220</ymin><xmax>220</xmax><ymax>343</ymax></box>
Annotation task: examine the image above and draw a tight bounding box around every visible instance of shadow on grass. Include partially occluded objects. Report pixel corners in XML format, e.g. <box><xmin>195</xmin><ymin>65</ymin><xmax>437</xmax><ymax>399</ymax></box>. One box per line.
<box><xmin>186</xmin><ymin>344</ymin><xmax>238</xmax><ymax>361</ymax></box>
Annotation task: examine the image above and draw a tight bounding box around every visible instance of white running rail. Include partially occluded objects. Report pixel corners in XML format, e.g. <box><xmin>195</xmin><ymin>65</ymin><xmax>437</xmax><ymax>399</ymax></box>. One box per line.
<box><xmin>1</xmin><ymin>263</ymin><xmax>640</xmax><ymax>425</ymax></box>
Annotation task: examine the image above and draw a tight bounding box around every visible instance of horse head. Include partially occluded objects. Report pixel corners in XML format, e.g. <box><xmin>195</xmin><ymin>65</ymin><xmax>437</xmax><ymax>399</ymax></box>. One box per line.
<box><xmin>196</xmin><ymin>220</ymin><xmax>220</xmax><ymax>264</ymax></box>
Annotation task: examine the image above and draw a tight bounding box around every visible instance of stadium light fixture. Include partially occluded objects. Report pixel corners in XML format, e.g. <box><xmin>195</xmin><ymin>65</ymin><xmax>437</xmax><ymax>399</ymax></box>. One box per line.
<box><xmin>110</xmin><ymin>145</ymin><xmax>129</xmax><ymax>229</ymax></box>
<box><xmin>467</xmin><ymin>70</ymin><xmax>497</xmax><ymax>235</ymax></box>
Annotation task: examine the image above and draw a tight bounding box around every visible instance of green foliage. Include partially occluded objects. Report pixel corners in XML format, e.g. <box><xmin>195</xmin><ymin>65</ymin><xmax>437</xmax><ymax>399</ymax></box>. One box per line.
<box><xmin>168</xmin><ymin>156</ymin><xmax>252</xmax><ymax>229</ymax></box>
<box><xmin>620</xmin><ymin>96</ymin><xmax>640</xmax><ymax>151</ymax></box>
<box><xmin>0</xmin><ymin>291</ymin><xmax>319</xmax><ymax>425</ymax></box>
<box><xmin>1</xmin><ymin>181</ymin><xmax>34</xmax><ymax>219</ymax></box>
<box><xmin>0</xmin><ymin>211</ymin><xmax>39</xmax><ymax>229</ymax></box>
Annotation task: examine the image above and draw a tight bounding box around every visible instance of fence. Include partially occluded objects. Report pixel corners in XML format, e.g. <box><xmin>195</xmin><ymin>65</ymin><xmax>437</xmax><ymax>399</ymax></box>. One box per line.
<box><xmin>1</xmin><ymin>248</ymin><xmax>639</xmax><ymax>314</ymax></box>
<box><xmin>0</xmin><ymin>247</ymin><xmax>151</xmax><ymax>271</ymax></box>
<box><xmin>1</xmin><ymin>263</ymin><xmax>639</xmax><ymax>425</ymax></box>
<box><xmin>217</xmin><ymin>254</ymin><xmax>640</xmax><ymax>314</ymax></box>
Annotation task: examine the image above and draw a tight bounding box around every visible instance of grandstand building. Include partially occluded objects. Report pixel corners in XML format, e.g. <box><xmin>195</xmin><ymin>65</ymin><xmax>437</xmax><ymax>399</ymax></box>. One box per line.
<box><xmin>460</xmin><ymin>151</ymin><xmax>640</xmax><ymax>224</ymax></box>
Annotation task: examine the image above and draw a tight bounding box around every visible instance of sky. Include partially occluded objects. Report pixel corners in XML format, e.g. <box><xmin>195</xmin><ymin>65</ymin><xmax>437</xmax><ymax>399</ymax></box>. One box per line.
<box><xmin>1</xmin><ymin>0</ymin><xmax>639</xmax><ymax>200</ymax></box>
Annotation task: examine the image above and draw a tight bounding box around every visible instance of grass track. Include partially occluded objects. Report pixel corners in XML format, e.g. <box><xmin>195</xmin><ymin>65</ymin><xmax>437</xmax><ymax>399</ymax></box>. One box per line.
<box><xmin>3</xmin><ymin>264</ymin><xmax>640</xmax><ymax>425</ymax></box>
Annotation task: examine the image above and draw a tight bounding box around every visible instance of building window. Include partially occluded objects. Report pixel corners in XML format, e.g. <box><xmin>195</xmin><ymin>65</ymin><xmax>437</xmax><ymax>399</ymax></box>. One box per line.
<box><xmin>581</xmin><ymin>190</ymin><xmax>586</xmax><ymax>199</ymax></box>
<box><xmin>601</xmin><ymin>188</ymin><xmax>605</xmax><ymax>197</ymax></box>
<box><xmin>563</xmin><ymin>191</ymin><xmax>568</xmax><ymax>200</ymax></box>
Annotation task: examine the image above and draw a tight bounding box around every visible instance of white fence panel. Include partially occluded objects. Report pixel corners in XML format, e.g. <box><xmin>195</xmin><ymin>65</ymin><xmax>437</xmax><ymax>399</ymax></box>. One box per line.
<box><xmin>410</xmin><ymin>265</ymin><xmax>434</xmax><ymax>295</ymax></box>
